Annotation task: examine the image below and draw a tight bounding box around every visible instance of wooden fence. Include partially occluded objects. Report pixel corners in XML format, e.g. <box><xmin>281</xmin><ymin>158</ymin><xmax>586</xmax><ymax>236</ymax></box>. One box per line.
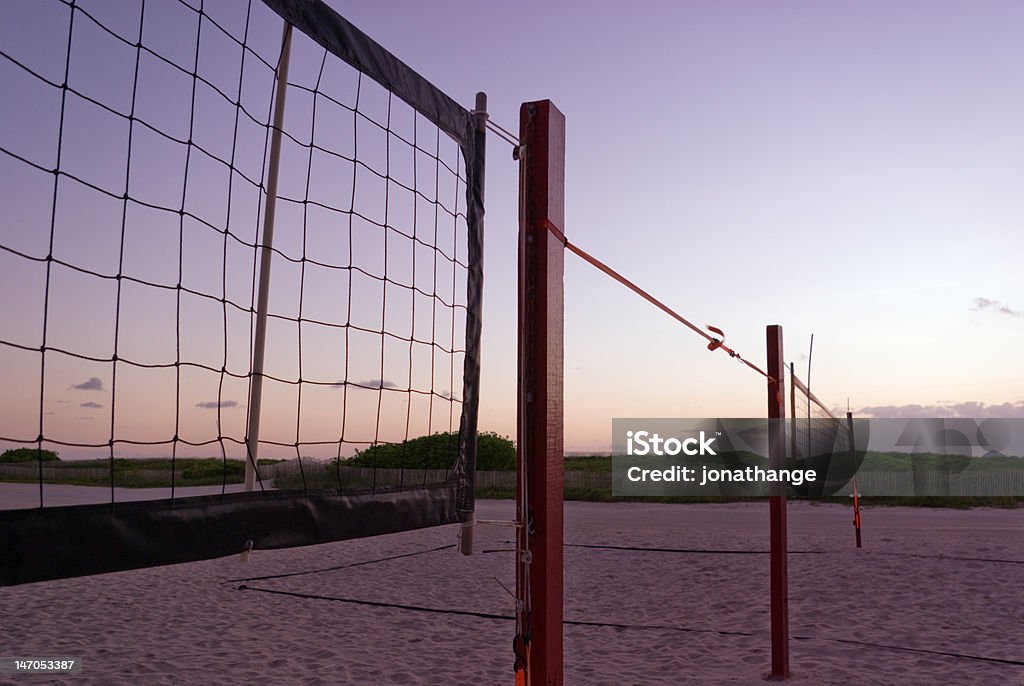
<box><xmin>3</xmin><ymin>462</ymin><xmax>1019</xmax><ymax>495</ymax></box>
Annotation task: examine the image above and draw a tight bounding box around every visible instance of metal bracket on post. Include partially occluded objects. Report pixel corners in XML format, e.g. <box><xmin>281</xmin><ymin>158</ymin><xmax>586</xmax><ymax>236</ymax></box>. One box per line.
<box><xmin>241</xmin><ymin>21</ymin><xmax>293</xmax><ymax>561</ymax></box>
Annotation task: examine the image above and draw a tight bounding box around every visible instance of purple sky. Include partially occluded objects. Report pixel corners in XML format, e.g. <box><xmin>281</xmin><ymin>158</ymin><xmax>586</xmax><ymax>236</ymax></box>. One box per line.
<box><xmin>329</xmin><ymin>0</ymin><xmax>1024</xmax><ymax>451</ymax></box>
<box><xmin>1</xmin><ymin>0</ymin><xmax>1022</xmax><ymax>459</ymax></box>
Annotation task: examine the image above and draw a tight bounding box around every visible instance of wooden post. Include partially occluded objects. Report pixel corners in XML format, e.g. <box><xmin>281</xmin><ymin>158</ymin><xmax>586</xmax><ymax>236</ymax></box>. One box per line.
<box><xmin>516</xmin><ymin>100</ymin><xmax>565</xmax><ymax>686</ymax></box>
<box><xmin>766</xmin><ymin>324</ymin><xmax>789</xmax><ymax>679</ymax></box>
<box><xmin>848</xmin><ymin>411</ymin><xmax>862</xmax><ymax>548</ymax></box>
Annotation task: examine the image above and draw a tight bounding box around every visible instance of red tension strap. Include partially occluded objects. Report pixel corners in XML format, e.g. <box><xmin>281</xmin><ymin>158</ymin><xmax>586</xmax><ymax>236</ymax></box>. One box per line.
<box><xmin>540</xmin><ymin>219</ymin><xmax>772</xmax><ymax>380</ymax></box>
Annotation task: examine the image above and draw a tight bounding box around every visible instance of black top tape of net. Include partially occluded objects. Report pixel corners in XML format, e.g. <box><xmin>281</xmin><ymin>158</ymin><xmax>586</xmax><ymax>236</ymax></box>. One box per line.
<box><xmin>261</xmin><ymin>0</ymin><xmax>475</xmax><ymax>146</ymax></box>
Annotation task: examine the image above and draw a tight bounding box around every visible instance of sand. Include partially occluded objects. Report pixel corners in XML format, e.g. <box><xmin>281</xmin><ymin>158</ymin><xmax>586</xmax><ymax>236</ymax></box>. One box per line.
<box><xmin>1</xmin><ymin>499</ymin><xmax>1022</xmax><ymax>685</ymax></box>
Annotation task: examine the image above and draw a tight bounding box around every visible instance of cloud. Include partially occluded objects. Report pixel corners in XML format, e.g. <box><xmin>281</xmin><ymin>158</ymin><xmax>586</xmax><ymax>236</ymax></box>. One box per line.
<box><xmin>972</xmin><ymin>297</ymin><xmax>997</xmax><ymax>310</ymax></box>
<box><xmin>70</xmin><ymin>377</ymin><xmax>104</xmax><ymax>391</ymax></box>
<box><xmin>340</xmin><ymin>379</ymin><xmax>399</xmax><ymax>390</ymax></box>
<box><xmin>973</xmin><ymin>297</ymin><xmax>1022</xmax><ymax>317</ymax></box>
<box><xmin>195</xmin><ymin>400</ymin><xmax>239</xmax><ymax>409</ymax></box>
<box><xmin>80</xmin><ymin>401</ymin><xmax>102</xmax><ymax>409</ymax></box>
<box><xmin>855</xmin><ymin>401</ymin><xmax>1024</xmax><ymax>419</ymax></box>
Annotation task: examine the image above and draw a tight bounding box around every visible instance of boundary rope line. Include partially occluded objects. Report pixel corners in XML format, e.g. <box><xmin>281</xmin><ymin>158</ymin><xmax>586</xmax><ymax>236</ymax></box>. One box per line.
<box><xmin>234</xmin><ymin>585</ymin><xmax>1024</xmax><ymax>667</ymax></box>
<box><xmin>226</xmin><ymin>541</ymin><xmax>1022</xmax><ymax>585</ymax></box>
<box><xmin>565</xmin><ymin>543</ymin><xmax>827</xmax><ymax>555</ymax></box>
<box><xmin>566</xmin><ymin>543</ymin><xmax>1024</xmax><ymax>565</ymax></box>
<box><xmin>235</xmin><ymin>584</ymin><xmax>757</xmax><ymax>638</ymax></box>
<box><xmin>225</xmin><ymin>543</ymin><xmax>454</xmax><ymax>583</ymax></box>
<box><xmin>790</xmin><ymin>635</ymin><xmax>1024</xmax><ymax>667</ymax></box>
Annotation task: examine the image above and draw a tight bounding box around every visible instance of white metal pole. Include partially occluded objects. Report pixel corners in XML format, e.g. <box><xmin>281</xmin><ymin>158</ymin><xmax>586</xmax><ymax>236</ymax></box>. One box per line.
<box><xmin>244</xmin><ymin>22</ymin><xmax>293</xmax><ymax>496</ymax></box>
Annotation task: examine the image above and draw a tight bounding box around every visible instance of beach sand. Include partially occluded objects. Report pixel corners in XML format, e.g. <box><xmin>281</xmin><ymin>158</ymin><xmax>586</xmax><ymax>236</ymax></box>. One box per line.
<box><xmin>1</xmin><ymin>499</ymin><xmax>1022</xmax><ymax>684</ymax></box>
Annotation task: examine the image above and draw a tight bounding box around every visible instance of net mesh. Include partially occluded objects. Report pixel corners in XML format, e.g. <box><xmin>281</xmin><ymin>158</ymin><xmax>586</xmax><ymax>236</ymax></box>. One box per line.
<box><xmin>789</xmin><ymin>373</ymin><xmax>846</xmax><ymax>461</ymax></box>
<box><xmin>0</xmin><ymin>0</ymin><xmax>477</xmax><ymax>511</ymax></box>
<box><xmin>788</xmin><ymin>367</ymin><xmax>855</xmax><ymax>495</ymax></box>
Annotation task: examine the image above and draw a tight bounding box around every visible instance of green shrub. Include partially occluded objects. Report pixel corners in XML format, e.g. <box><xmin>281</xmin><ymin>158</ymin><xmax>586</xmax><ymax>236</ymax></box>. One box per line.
<box><xmin>181</xmin><ymin>458</ymin><xmax>244</xmax><ymax>480</ymax></box>
<box><xmin>347</xmin><ymin>431</ymin><xmax>515</xmax><ymax>470</ymax></box>
<box><xmin>0</xmin><ymin>447</ymin><xmax>61</xmax><ymax>463</ymax></box>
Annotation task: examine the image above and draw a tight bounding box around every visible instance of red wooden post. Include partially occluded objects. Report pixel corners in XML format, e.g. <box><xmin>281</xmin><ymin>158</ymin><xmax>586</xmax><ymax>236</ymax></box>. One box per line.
<box><xmin>848</xmin><ymin>411</ymin><xmax>862</xmax><ymax>549</ymax></box>
<box><xmin>516</xmin><ymin>100</ymin><xmax>565</xmax><ymax>686</ymax></box>
<box><xmin>766</xmin><ymin>324</ymin><xmax>789</xmax><ymax>679</ymax></box>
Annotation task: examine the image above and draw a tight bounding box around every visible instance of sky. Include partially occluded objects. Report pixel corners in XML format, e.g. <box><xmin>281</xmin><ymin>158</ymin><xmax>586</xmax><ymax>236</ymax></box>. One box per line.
<box><xmin>330</xmin><ymin>0</ymin><xmax>1024</xmax><ymax>451</ymax></box>
<box><xmin>1</xmin><ymin>0</ymin><xmax>1022</xmax><ymax>459</ymax></box>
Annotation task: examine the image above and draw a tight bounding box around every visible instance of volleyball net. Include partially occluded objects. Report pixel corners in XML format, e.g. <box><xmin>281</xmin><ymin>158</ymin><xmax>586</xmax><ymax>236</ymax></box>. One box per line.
<box><xmin>787</xmin><ymin>367</ymin><xmax>863</xmax><ymax>498</ymax></box>
<box><xmin>0</xmin><ymin>0</ymin><xmax>484</xmax><ymax>585</ymax></box>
